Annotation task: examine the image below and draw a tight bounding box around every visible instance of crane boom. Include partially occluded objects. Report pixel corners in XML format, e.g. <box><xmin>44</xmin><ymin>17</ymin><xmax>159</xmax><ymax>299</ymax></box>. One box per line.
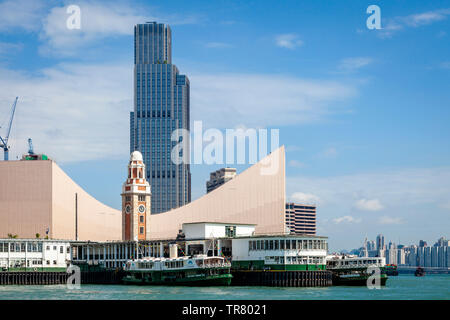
<box><xmin>0</xmin><ymin>97</ymin><xmax>19</xmax><ymax>161</ymax></box>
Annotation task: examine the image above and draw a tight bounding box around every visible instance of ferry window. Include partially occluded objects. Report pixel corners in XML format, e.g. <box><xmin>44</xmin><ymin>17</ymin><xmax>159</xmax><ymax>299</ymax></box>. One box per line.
<box><xmin>280</xmin><ymin>240</ymin><xmax>285</xmax><ymax>249</ymax></box>
<box><xmin>286</xmin><ymin>240</ymin><xmax>290</xmax><ymax>250</ymax></box>
<box><xmin>269</xmin><ymin>240</ymin><xmax>274</xmax><ymax>250</ymax></box>
<box><xmin>248</xmin><ymin>241</ymin><xmax>252</xmax><ymax>251</ymax></box>
<box><xmin>257</xmin><ymin>240</ymin><xmax>261</xmax><ymax>250</ymax></box>
<box><xmin>274</xmin><ymin>240</ymin><xmax>279</xmax><ymax>250</ymax></box>
<box><xmin>53</xmin><ymin>246</ymin><xmax>57</xmax><ymax>250</ymax></box>
<box><xmin>292</xmin><ymin>240</ymin><xmax>296</xmax><ymax>250</ymax></box>
<box><xmin>298</xmin><ymin>240</ymin><xmax>302</xmax><ymax>250</ymax></box>
<box><xmin>264</xmin><ymin>240</ymin><xmax>269</xmax><ymax>250</ymax></box>
<box><xmin>225</xmin><ymin>226</ymin><xmax>236</xmax><ymax>237</ymax></box>
<box><xmin>46</xmin><ymin>260</ymin><xmax>50</xmax><ymax>265</ymax></box>
<box><xmin>308</xmin><ymin>240</ymin><xmax>312</xmax><ymax>250</ymax></box>
<box><xmin>60</xmin><ymin>247</ymin><xmax>63</xmax><ymax>254</ymax></box>
<box><xmin>67</xmin><ymin>247</ymin><xmax>70</xmax><ymax>254</ymax></box>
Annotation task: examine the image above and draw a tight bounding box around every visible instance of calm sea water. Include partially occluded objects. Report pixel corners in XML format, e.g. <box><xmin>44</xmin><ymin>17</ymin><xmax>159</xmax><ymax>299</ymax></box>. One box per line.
<box><xmin>0</xmin><ymin>274</ymin><xmax>448</xmax><ymax>300</ymax></box>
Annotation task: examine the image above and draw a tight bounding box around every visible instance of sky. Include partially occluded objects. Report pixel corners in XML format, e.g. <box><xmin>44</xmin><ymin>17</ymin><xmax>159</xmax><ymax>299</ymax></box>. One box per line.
<box><xmin>0</xmin><ymin>0</ymin><xmax>449</xmax><ymax>251</ymax></box>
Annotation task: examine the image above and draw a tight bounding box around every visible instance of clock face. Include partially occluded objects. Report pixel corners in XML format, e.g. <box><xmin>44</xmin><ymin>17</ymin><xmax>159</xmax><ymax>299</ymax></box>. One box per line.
<box><xmin>125</xmin><ymin>205</ymin><xmax>131</xmax><ymax>214</ymax></box>
<box><xmin>138</xmin><ymin>205</ymin><xmax>145</xmax><ymax>213</ymax></box>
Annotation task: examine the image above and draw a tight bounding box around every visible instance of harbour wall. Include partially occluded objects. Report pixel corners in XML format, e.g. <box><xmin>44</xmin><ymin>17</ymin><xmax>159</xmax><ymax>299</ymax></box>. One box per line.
<box><xmin>231</xmin><ymin>270</ymin><xmax>332</xmax><ymax>287</ymax></box>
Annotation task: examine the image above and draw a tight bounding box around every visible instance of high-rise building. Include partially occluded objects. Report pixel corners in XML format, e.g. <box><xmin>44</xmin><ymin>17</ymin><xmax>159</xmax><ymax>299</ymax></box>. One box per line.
<box><xmin>130</xmin><ymin>22</ymin><xmax>191</xmax><ymax>214</ymax></box>
<box><xmin>285</xmin><ymin>203</ymin><xmax>317</xmax><ymax>235</ymax></box>
<box><xmin>376</xmin><ymin>234</ymin><xmax>385</xmax><ymax>251</ymax></box>
<box><xmin>206</xmin><ymin>168</ymin><xmax>237</xmax><ymax>193</ymax></box>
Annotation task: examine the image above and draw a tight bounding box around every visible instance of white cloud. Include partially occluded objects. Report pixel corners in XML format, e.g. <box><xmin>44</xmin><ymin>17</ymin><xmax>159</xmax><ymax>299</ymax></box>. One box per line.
<box><xmin>275</xmin><ymin>33</ymin><xmax>303</xmax><ymax>49</ymax></box>
<box><xmin>440</xmin><ymin>61</ymin><xmax>450</xmax><ymax>69</ymax></box>
<box><xmin>288</xmin><ymin>160</ymin><xmax>305</xmax><ymax>168</ymax></box>
<box><xmin>378</xmin><ymin>216</ymin><xmax>403</xmax><ymax>225</ymax></box>
<box><xmin>333</xmin><ymin>216</ymin><xmax>361</xmax><ymax>224</ymax></box>
<box><xmin>290</xmin><ymin>192</ymin><xmax>320</xmax><ymax>204</ymax></box>
<box><xmin>0</xmin><ymin>62</ymin><xmax>131</xmax><ymax>163</ymax></box>
<box><xmin>190</xmin><ymin>73</ymin><xmax>357</xmax><ymax>128</ymax></box>
<box><xmin>0</xmin><ymin>0</ymin><xmax>46</xmax><ymax>32</ymax></box>
<box><xmin>320</xmin><ymin>147</ymin><xmax>338</xmax><ymax>158</ymax></box>
<box><xmin>354</xmin><ymin>198</ymin><xmax>384</xmax><ymax>211</ymax></box>
<box><xmin>0</xmin><ymin>42</ymin><xmax>23</xmax><ymax>55</ymax></box>
<box><xmin>286</xmin><ymin>167</ymin><xmax>450</xmax><ymax>213</ymax></box>
<box><xmin>338</xmin><ymin>57</ymin><xmax>373</xmax><ymax>73</ymax></box>
<box><xmin>40</xmin><ymin>2</ymin><xmax>199</xmax><ymax>55</ymax></box>
<box><xmin>380</xmin><ymin>8</ymin><xmax>450</xmax><ymax>38</ymax></box>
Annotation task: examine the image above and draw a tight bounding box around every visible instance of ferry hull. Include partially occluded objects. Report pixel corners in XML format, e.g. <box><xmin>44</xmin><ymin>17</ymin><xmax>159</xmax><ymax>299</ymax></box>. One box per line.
<box><xmin>122</xmin><ymin>273</ymin><xmax>232</xmax><ymax>286</ymax></box>
<box><xmin>332</xmin><ymin>274</ymin><xmax>388</xmax><ymax>286</ymax></box>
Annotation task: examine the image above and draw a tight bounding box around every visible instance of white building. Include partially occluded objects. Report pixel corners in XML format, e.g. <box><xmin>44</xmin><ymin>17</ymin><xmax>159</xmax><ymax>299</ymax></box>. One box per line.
<box><xmin>0</xmin><ymin>239</ymin><xmax>72</xmax><ymax>271</ymax></box>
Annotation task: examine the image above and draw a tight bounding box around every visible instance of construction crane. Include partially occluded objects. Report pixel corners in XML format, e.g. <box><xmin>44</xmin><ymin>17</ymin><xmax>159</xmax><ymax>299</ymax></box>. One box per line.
<box><xmin>28</xmin><ymin>138</ymin><xmax>34</xmax><ymax>155</ymax></box>
<box><xmin>0</xmin><ymin>97</ymin><xmax>18</xmax><ymax>161</ymax></box>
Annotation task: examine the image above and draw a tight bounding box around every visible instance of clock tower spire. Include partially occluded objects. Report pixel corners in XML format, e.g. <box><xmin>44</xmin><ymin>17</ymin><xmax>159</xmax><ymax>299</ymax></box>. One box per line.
<box><xmin>122</xmin><ymin>151</ymin><xmax>151</xmax><ymax>241</ymax></box>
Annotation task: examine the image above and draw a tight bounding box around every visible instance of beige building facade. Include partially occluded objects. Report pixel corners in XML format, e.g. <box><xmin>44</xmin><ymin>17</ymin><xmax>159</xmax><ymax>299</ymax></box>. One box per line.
<box><xmin>0</xmin><ymin>160</ymin><xmax>121</xmax><ymax>241</ymax></box>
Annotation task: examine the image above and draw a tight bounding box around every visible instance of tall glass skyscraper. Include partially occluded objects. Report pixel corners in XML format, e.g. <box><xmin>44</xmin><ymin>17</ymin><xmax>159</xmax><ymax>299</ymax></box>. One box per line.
<box><xmin>130</xmin><ymin>22</ymin><xmax>191</xmax><ymax>214</ymax></box>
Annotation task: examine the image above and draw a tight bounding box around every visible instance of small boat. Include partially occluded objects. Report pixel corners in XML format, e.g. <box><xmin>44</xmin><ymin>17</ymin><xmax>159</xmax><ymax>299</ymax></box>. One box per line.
<box><xmin>385</xmin><ymin>264</ymin><xmax>399</xmax><ymax>276</ymax></box>
<box><xmin>122</xmin><ymin>255</ymin><xmax>232</xmax><ymax>286</ymax></box>
<box><xmin>414</xmin><ymin>266</ymin><xmax>425</xmax><ymax>277</ymax></box>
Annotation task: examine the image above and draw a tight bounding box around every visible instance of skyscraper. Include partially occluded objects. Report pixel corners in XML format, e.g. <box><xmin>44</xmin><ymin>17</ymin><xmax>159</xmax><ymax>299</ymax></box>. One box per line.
<box><xmin>130</xmin><ymin>22</ymin><xmax>191</xmax><ymax>214</ymax></box>
<box><xmin>376</xmin><ymin>234</ymin><xmax>385</xmax><ymax>251</ymax></box>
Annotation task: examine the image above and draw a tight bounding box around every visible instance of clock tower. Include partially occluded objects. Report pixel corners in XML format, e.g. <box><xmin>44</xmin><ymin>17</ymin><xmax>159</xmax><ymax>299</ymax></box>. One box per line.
<box><xmin>122</xmin><ymin>151</ymin><xmax>151</xmax><ymax>241</ymax></box>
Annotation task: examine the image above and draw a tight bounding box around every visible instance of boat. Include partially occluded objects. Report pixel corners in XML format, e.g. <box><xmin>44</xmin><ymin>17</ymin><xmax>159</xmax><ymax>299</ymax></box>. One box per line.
<box><xmin>414</xmin><ymin>266</ymin><xmax>425</xmax><ymax>277</ymax></box>
<box><xmin>326</xmin><ymin>256</ymin><xmax>388</xmax><ymax>286</ymax></box>
<box><xmin>122</xmin><ymin>255</ymin><xmax>233</xmax><ymax>286</ymax></box>
<box><xmin>385</xmin><ymin>264</ymin><xmax>399</xmax><ymax>276</ymax></box>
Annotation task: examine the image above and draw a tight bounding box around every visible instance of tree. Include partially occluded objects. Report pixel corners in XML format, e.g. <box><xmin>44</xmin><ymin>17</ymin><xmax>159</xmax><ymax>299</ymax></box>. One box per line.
<box><xmin>36</xmin><ymin>233</ymin><xmax>40</xmax><ymax>239</ymax></box>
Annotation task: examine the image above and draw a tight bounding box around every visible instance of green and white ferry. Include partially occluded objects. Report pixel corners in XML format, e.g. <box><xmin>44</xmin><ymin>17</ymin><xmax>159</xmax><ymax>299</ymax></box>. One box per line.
<box><xmin>122</xmin><ymin>255</ymin><xmax>232</xmax><ymax>286</ymax></box>
<box><xmin>326</xmin><ymin>255</ymin><xmax>388</xmax><ymax>286</ymax></box>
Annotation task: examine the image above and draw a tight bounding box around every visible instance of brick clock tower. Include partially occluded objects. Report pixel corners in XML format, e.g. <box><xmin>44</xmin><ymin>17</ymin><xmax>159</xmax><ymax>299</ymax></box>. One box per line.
<box><xmin>122</xmin><ymin>151</ymin><xmax>151</xmax><ymax>241</ymax></box>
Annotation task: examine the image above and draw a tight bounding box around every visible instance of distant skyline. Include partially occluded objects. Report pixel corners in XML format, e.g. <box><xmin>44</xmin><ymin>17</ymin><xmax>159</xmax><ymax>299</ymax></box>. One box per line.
<box><xmin>0</xmin><ymin>0</ymin><xmax>449</xmax><ymax>251</ymax></box>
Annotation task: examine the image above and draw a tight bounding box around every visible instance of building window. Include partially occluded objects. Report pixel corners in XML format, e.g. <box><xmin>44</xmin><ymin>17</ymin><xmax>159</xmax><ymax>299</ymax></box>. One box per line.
<box><xmin>53</xmin><ymin>260</ymin><xmax>57</xmax><ymax>265</ymax></box>
<box><xmin>140</xmin><ymin>227</ymin><xmax>144</xmax><ymax>234</ymax></box>
<box><xmin>225</xmin><ymin>226</ymin><xmax>236</xmax><ymax>237</ymax></box>
<box><xmin>138</xmin><ymin>195</ymin><xmax>146</xmax><ymax>201</ymax></box>
<box><xmin>140</xmin><ymin>215</ymin><xmax>144</xmax><ymax>223</ymax></box>
<box><xmin>46</xmin><ymin>260</ymin><xmax>50</xmax><ymax>265</ymax></box>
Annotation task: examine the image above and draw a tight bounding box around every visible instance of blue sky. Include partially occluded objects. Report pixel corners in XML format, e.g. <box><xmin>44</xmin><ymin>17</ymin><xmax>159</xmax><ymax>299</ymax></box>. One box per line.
<box><xmin>0</xmin><ymin>0</ymin><xmax>449</xmax><ymax>250</ymax></box>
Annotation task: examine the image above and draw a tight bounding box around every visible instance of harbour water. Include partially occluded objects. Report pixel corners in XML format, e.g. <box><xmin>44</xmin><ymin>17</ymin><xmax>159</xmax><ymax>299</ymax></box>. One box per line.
<box><xmin>0</xmin><ymin>274</ymin><xmax>448</xmax><ymax>300</ymax></box>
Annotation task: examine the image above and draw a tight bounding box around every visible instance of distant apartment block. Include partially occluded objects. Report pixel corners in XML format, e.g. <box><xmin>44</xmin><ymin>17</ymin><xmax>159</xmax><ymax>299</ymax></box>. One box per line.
<box><xmin>285</xmin><ymin>203</ymin><xmax>317</xmax><ymax>235</ymax></box>
<box><xmin>206</xmin><ymin>168</ymin><xmax>237</xmax><ymax>193</ymax></box>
